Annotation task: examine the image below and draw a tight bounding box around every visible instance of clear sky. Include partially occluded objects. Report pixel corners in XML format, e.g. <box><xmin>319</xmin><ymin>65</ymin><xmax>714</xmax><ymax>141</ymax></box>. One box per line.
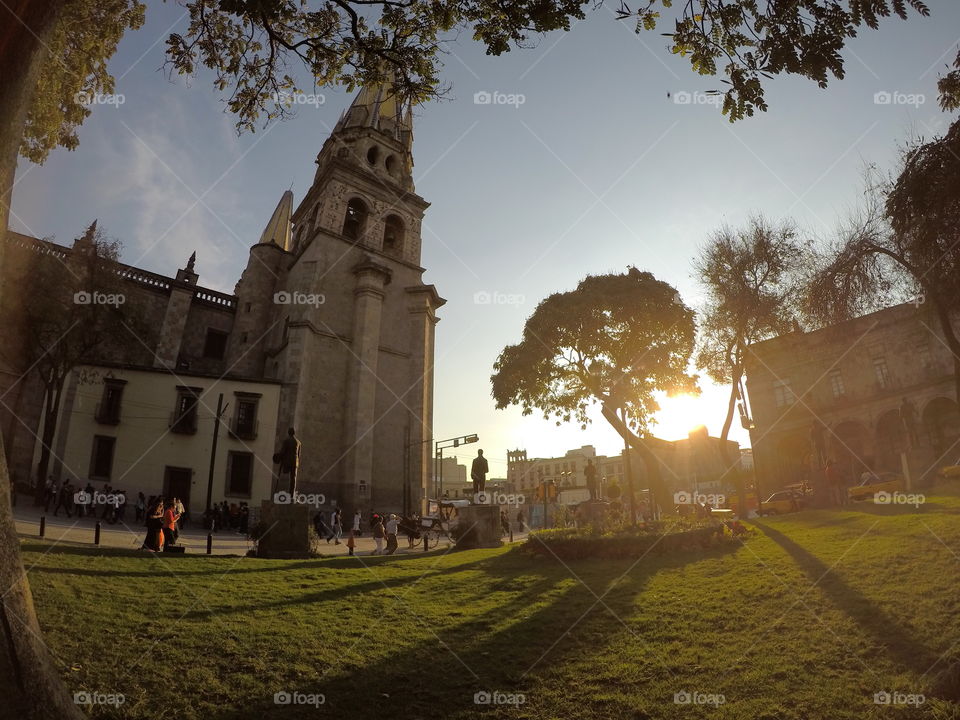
<box><xmin>10</xmin><ymin>2</ymin><xmax>959</xmax><ymax>478</ymax></box>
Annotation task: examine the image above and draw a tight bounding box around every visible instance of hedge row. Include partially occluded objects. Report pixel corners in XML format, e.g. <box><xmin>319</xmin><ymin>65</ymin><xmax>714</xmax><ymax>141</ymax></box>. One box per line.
<box><xmin>522</xmin><ymin>525</ymin><xmax>728</xmax><ymax>560</ymax></box>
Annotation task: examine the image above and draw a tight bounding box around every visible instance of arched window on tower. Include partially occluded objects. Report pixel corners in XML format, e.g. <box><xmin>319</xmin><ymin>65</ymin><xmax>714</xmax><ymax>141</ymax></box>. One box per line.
<box><xmin>342</xmin><ymin>198</ymin><xmax>368</xmax><ymax>241</ymax></box>
<box><xmin>311</xmin><ymin>204</ymin><xmax>322</xmax><ymax>232</ymax></box>
<box><xmin>383</xmin><ymin>215</ymin><xmax>404</xmax><ymax>257</ymax></box>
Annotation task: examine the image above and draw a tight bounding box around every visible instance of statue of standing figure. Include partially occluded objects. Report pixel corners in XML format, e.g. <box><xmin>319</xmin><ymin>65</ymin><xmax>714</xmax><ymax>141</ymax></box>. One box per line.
<box><xmin>471</xmin><ymin>449</ymin><xmax>488</xmax><ymax>496</ymax></box>
<box><xmin>277</xmin><ymin>427</ymin><xmax>301</xmax><ymax>494</ymax></box>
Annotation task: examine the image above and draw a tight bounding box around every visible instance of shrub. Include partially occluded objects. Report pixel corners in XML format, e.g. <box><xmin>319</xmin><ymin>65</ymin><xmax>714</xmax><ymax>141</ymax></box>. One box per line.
<box><xmin>522</xmin><ymin>523</ymin><xmax>728</xmax><ymax>560</ymax></box>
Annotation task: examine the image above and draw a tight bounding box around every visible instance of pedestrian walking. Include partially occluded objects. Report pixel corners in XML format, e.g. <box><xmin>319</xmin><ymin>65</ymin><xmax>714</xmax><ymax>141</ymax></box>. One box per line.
<box><xmin>162</xmin><ymin>499</ymin><xmax>181</xmax><ymax>549</ymax></box>
<box><xmin>384</xmin><ymin>514</ymin><xmax>399</xmax><ymax>555</ymax></box>
<box><xmin>371</xmin><ymin>515</ymin><xmax>385</xmax><ymax>555</ymax></box>
<box><xmin>53</xmin><ymin>481</ymin><xmax>73</xmax><ymax>518</ymax></box>
<box><xmin>352</xmin><ymin>509</ymin><xmax>362</xmax><ymax>537</ymax></box>
<box><xmin>327</xmin><ymin>508</ymin><xmax>343</xmax><ymax>544</ymax></box>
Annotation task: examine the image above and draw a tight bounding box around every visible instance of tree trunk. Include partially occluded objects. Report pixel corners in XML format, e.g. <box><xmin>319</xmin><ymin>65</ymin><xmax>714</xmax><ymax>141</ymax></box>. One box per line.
<box><xmin>719</xmin><ymin>365</ymin><xmax>747</xmax><ymax>518</ymax></box>
<box><xmin>0</xmin><ymin>1</ymin><xmax>85</xmax><ymax>716</ymax></box>
<box><xmin>600</xmin><ymin>404</ymin><xmax>667</xmax><ymax>520</ymax></box>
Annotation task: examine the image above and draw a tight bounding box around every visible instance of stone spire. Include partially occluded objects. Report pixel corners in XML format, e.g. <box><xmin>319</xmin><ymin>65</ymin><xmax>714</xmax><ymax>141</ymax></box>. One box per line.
<box><xmin>259</xmin><ymin>190</ymin><xmax>293</xmax><ymax>250</ymax></box>
<box><xmin>333</xmin><ymin>77</ymin><xmax>413</xmax><ymax>149</ymax></box>
<box><xmin>73</xmin><ymin>220</ymin><xmax>97</xmax><ymax>252</ymax></box>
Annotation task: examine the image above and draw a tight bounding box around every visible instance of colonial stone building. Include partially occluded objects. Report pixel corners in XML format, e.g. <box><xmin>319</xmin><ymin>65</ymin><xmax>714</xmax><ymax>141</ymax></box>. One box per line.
<box><xmin>746</xmin><ymin>302</ymin><xmax>960</xmax><ymax>492</ymax></box>
<box><xmin>1</xmin><ymin>82</ymin><xmax>444</xmax><ymax>516</ymax></box>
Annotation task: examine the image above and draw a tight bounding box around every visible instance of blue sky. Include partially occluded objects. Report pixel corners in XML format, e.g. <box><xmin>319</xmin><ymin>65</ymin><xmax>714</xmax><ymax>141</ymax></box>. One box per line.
<box><xmin>10</xmin><ymin>2</ymin><xmax>959</xmax><ymax>477</ymax></box>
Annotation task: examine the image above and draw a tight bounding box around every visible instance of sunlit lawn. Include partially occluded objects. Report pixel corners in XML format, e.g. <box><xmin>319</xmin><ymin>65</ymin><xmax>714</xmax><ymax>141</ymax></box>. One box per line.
<box><xmin>23</xmin><ymin>484</ymin><xmax>960</xmax><ymax>719</ymax></box>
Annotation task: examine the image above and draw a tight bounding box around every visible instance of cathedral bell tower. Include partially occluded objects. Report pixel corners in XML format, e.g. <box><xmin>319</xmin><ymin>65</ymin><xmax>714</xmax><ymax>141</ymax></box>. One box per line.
<box><xmin>253</xmin><ymin>80</ymin><xmax>443</xmax><ymax>517</ymax></box>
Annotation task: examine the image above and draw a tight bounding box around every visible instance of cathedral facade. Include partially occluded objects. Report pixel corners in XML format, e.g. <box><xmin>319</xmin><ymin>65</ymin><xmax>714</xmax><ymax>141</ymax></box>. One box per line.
<box><xmin>1</xmin><ymin>83</ymin><xmax>444</xmax><ymax>517</ymax></box>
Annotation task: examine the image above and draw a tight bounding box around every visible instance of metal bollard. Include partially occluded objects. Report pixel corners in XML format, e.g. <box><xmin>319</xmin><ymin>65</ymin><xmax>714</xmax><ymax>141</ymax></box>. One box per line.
<box><xmin>39</xmin><ymin>516</ymin><xmax>45</xmax><ymax>538</ymax></box>
<box><xmin>206</xmin><ymin>533</ymin><xmax>213</xmax><ymax>555</ymax></box>
<box><xmin>94</xmin><ymin>522</ymin><xmax>101</xmax><ymax>546</ymax></box>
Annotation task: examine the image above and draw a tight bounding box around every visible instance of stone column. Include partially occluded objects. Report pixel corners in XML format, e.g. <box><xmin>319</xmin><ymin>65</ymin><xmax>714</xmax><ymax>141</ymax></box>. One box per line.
<box><xmin>342</xmin><ymin>257</ymin><xmax>392</xmax><ymax>509</ymax></box>
<box><xmin>404</xmin><ymin>285</ymin><xmax>445</xmax><ymax>515</ymax></box>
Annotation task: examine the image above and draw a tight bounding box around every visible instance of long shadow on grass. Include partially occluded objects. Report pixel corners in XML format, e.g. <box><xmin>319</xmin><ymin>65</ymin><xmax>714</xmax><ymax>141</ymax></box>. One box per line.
<box><xmin>22</xmin><ymin>541</ymin><xmax>476</xmax><ymax>579</ymax></box>
<box><xmin>206</xmin><ymin>541</ymin><xmax>740</xmax><ymax>720</ymax></box>
<box><xmin>755</xmin><ymin>522</ymin><xmax>940</xmax><ymax>673</ymax></box>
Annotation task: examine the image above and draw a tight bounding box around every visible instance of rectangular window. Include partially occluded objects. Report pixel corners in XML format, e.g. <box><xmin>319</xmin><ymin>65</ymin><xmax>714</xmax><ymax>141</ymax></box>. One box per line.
<box><xmin>95</xmin><ymin>380</ymin><xmax>126</xmax><ymax>424</ymax></box>
<box><xmin>171</xmin><ymin>387</ymin><xmax>202</xmax><ymax>434</ymax></box>
<box><xmin>226</xmin><ymin>452</ymin><xmax>253</xmax><ymax>497</ymax></box>
<box><xmin>231</xmin><ymin>393</ymin><xmax>260</xmax><ymax>440</ymax></box>
<box><xmin>203</xmin><ymin>329</ymin><xmax>229</xmax><ymax>360</ymax></box>
<box><xmin>874</xmin><ymin>357</ymin><xmax>890</xmax><ymax>388</ymax></box>
<box><xmin>773</xmin><ymin>379</ymin><xmax>795</xmax><ymax>408</ymax></box>
<box><xmin>89</xmin><ymin>435</ymin><xmax>116</xmax><ymax>480</ymax></box>
<box><xmin>829</xmin><ymin>369</ymin><xmax>845</xmax><ymax>399</ymax></box>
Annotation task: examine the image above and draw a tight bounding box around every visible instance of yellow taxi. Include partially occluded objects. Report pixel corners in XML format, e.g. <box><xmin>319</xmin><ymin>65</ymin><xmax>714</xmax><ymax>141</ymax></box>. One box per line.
<box><xmin>758</xmin><ymin>490</ymin><xmax>804</xmax><ymax>516</ymax></box>
<box><xmin>848</xmin><ymin>472</ymin><xmax>903</xmax><ymax>502</ymax></box>
<box><xmin>938</xmin><ymin>459</ymin><xmax>960</xmax><ymax>481</ymax></box>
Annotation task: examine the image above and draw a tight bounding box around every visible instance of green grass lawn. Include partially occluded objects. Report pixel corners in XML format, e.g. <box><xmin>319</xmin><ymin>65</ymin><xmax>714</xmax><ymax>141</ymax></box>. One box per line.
<box><xmin>23</xmin><ymin>485</ymin><xmax>960</xmax><ymax>720</ymax></box>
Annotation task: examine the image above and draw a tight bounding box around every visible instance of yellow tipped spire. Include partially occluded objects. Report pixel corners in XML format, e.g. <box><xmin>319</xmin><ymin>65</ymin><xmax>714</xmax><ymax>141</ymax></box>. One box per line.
<box><xmin>259</xmin><ymin>190</ymin><xmax>293</xmax><ymax>250</ymax></box>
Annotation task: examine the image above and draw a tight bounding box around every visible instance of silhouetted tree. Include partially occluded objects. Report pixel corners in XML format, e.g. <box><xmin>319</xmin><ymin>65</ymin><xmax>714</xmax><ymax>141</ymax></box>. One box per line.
<box><xmin>694</xmin><ymin>215</ymin><xmax>803</xmax><ymax>511</ymax></box>
<box><xmin>491</xmin><ymin>270</ymin><xmax>697</xmax><ymax>519</ymax></box>
<box><xmin>806</xmin><ymin>125</ymin><xmax>960</xmax><ymax>404</ymax></box>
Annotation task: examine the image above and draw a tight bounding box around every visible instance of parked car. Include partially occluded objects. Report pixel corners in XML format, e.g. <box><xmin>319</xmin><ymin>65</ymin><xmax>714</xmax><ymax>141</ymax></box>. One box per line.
<box><xmin>758</xmin><ymin>490</ymin><xmax>804</xmax><ymax>516</ymax></box>
<box><xmin>938</xmin><ymin>459</ymin><xmax>960</xmax><ymax>481</ymax></box>
<box><xmin>848</xmin><ymin>472</ymin><xmax>904</xmax><ymax>501</ymax></box>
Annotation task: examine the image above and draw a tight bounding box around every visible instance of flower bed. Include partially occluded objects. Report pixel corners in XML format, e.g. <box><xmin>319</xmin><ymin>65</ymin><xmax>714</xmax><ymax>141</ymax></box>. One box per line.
<box><xmin>522</xmin><ymin>523</ymin><xmax>729</xmax><ymax>560</ymax></box>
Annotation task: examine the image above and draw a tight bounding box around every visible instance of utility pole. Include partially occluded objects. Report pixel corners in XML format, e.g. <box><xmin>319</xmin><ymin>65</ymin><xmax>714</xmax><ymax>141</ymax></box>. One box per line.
<box><xmin>621</xmin><ymin>408</ymin><xmax>637</xmax><ymax>526</ymax></box>
<box><xmin>205</xmin><ymin>394</ymin><xmax>226</xmax><ymax>514</ymax></box>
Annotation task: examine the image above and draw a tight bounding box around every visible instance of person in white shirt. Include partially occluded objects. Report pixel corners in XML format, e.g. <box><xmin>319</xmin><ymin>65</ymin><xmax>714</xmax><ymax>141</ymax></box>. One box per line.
<box><xmin>385</xmin><ymin>514</ymin><xmax>399</xmax><ymax>555</ymax></box>
<box><xmin>352</xmin><ymin>510</ymin><xmax>362</xmax><ymax>536</ymax></box>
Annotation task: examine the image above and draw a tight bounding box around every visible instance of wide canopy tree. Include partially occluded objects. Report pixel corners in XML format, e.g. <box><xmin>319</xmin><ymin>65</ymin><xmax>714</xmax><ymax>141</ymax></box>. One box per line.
<box><xmin>491</xmin><ymin>269</ymin><xmax>697</xmax><ymax>519</ymax></box>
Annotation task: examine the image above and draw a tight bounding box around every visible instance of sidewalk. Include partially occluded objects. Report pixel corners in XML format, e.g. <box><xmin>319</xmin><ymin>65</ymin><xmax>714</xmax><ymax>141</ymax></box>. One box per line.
<box><xmin>14</xmin><ymin>504</ymin><xmax>530</xmax><ymax>556</ymax></box>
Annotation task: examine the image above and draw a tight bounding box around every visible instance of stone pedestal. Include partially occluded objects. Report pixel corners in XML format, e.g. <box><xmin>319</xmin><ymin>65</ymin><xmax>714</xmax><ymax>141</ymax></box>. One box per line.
<box><xmin>256</xmin><ymin>501</ymin><xmax>312</xmax><ymax>559</ymax></box>
<box><xmin>576</xmin><ymin>500</ymin><xmax>611</xmax><ymax>528</ymax></box>
<box><xmin>454</xmin><ymin>505</ymin><xmax>503</xmax><ymax>549</ymax></box>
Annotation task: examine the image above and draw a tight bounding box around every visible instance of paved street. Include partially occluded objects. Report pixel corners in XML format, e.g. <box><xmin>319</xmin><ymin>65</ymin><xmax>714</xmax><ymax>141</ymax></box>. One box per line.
<box><xmin>14</xmin><ymin>504</ymin><xmax>528</xmax><ymax>556</ymax></box>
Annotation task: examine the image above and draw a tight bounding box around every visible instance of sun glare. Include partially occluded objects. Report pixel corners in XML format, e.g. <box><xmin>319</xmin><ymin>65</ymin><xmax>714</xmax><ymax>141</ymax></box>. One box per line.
<box><xmin>652</xmin><ymin>392</ymin><xmax>714</xmax><ymax>441</ymax></box>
